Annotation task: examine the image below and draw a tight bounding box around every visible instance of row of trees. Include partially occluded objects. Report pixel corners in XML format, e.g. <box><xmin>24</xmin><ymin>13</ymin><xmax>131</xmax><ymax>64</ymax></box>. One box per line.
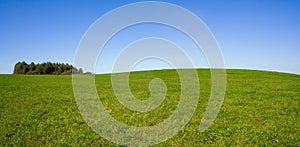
<box><xmin>13</xmin><ymin>61</ymin><xmax>85</xmax><ymax>75</ymax></box>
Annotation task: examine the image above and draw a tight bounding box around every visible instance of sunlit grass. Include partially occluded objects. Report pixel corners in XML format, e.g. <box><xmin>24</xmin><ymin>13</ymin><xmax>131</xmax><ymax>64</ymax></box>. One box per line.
<box><xmin>0</xmin><ymin>69</ymin><xmax>299</xmax><ymax>146</ymax></box>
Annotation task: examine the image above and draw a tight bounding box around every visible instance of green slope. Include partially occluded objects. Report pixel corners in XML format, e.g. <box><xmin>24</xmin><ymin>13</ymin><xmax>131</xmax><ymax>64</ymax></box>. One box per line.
<box><xmin>0</xmin><ymin>69</ymin><xmax>299</xmax><ymax>146</ymax></box>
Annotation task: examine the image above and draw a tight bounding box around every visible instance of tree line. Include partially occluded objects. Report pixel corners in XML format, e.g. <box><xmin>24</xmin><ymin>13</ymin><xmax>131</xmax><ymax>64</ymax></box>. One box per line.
<box><xmin>13</xmin><ymin>61</ymin><xmax>87</xmax><ymax>75</ymax></box>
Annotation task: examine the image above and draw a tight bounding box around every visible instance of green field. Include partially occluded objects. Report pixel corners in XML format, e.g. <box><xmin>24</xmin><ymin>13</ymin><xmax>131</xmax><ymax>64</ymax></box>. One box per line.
<box><xmin>0</xmin><ymin>69</ymin><xmax>299</xmax><ymax>146</ymax></box>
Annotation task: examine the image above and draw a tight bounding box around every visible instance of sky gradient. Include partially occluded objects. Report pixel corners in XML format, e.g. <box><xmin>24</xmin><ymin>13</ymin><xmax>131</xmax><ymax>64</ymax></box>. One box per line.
<box><xmin>0</xmin><ymin>0</ymin><xmax>299</xmax><ymax>74</ymax></box>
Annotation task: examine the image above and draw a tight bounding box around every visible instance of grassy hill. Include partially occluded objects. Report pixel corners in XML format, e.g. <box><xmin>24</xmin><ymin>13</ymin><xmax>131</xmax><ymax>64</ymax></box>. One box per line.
<box><xmin>0</xmin><ymin>69</ymin><xmax>299</xmax><ymax>146</ymax></box>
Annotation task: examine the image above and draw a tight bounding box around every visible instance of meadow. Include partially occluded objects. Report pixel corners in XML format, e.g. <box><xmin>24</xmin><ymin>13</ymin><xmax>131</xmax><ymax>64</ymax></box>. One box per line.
<box><xmin>0</xmin><ymin>69</ymin><xmax>299</xmax><ymax>146</ymax></box>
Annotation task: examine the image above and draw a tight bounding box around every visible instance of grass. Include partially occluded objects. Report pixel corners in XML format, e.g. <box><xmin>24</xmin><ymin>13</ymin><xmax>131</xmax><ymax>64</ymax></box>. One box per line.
<box><xmin>0</xmin><ymin>69</ymin><xmax>299</xmax><ymax>146</ymax></box>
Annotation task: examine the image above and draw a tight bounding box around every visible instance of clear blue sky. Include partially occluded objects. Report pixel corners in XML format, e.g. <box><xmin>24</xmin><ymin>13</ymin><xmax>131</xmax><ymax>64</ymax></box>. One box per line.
<box><xmin>0</xmin><ymin>0</ymin><xmax>299</xmax><ymax>74</ymax></box>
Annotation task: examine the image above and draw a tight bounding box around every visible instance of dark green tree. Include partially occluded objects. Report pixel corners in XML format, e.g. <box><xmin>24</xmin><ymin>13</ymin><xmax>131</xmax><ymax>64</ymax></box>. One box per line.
<box><xmin>13</xmin><ymin>61</ymin><xmax>84</xmax><ymax>75</ymax></box>
<box><xmin>13</xmin><ymin>62</ymin><xmax>22</xmax><ymax>74</ymax></box>
<box><xmin>79</xmin><ymin>68</ymin><xmax>83</xmax><ymax>74</ymax></box>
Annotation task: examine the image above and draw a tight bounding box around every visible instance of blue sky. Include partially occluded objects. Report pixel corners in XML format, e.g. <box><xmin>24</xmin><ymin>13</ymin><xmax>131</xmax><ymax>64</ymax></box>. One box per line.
<box><xmin>0</xmin><ymin>0</ymin><xmax>299</xmax><ymax>74</ymax></box>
